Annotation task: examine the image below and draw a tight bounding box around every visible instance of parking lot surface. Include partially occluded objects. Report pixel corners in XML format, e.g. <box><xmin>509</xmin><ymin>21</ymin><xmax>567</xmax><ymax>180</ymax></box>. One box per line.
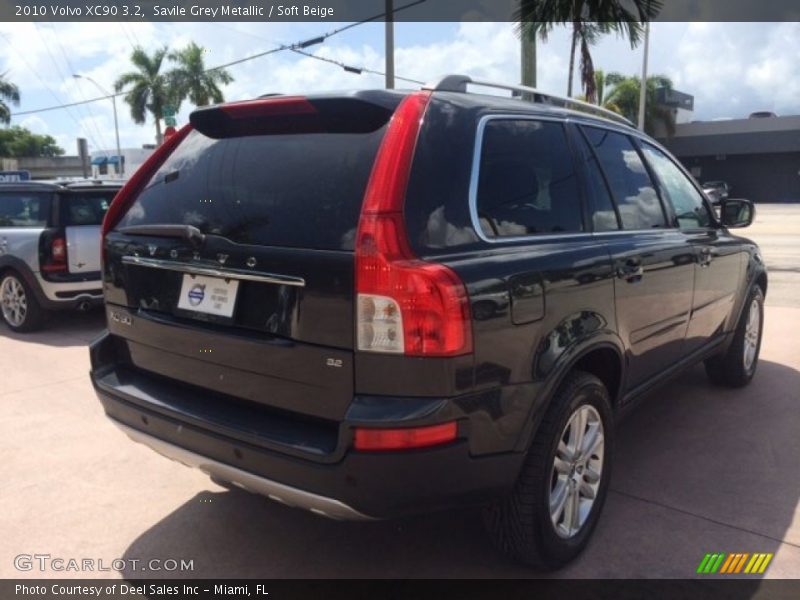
<box><xmin>1</xmin><ymin>205</ymin><xmax>799</xmax><ymax>579</ymax></box>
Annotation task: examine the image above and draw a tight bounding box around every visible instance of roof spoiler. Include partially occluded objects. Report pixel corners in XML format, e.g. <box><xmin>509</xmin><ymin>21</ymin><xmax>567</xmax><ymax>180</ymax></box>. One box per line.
<box><xmin>190</xmin><ymin>96</ymin><xmax>395</xmax><ymax>139</ymax></box>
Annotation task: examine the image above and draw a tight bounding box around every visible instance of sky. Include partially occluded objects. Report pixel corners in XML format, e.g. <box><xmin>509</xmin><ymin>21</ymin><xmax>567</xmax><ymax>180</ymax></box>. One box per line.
<box><xmin>0</xmin><ymin>21</ymin><xmax>798</xmax><ymax>155</ymax></box>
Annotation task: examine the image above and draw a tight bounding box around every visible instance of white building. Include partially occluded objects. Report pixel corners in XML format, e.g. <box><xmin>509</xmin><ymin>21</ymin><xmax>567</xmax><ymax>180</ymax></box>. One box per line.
<box><xmin>89</xmin><ymin>146</ymin><xmax>155</xmax><ymax>180</ymax></box>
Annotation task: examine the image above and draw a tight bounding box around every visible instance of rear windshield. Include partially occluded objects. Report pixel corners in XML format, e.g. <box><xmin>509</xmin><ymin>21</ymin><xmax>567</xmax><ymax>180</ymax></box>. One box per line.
<box><xmin>116</xmin><ymin>128</ymin><xmax>386</xmax><ymax>251</ymax></box>
<box><xmin>60</xmin><ymin>191</ymin><xmax>115</xmax><ymax>226</ymax></box>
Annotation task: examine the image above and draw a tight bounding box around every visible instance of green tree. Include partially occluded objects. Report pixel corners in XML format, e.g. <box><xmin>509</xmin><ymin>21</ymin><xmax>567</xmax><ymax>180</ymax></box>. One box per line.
<box><xmin>0</xmin><ymin>71</ymin><xmax>21</xmax><ymax>125</ymax></box>
<box><xmin>604</xmin><ymin>72</ymin><xmax>676</xmax><ymax>136</ymax></box>
<box><xmin>515</xmin><ymin>0</ymin><xmax>662</xmax><ymax>100</ymax></box>
<box><xmin>594</xmin><ymin>68</ymin><xmax>607</xmax><ymax>105</ymax></box>
<box><xmin>168</xmin><ymin>42</ymin><xmax>233</xmax><ymax>107</ymax></box>
<box><xmin>0</xmin><ymin>126</ymin><xmax>64</xmax><ymax>157</ymax></box>
<box><xmin>114</xmin><ymin>46</ymin><xmax>176</xmax><ymax>142</ymax></box>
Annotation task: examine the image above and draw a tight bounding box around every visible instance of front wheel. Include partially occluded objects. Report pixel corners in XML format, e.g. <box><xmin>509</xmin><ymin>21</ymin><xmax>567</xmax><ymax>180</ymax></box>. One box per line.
<box><xmin>705</xmin><ymin>285</ymin><xmax>764</xmax><ymax>387</ymax></box>
<box><xmin>484</xmin><ymin>370</ymin><xmax>613</xmax><ymax>569</ymax></box>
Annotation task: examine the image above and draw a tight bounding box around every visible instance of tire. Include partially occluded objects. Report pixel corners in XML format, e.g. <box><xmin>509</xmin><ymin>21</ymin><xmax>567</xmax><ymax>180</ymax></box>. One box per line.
<box><xmin>484</xmin><ymin>370</ymin><xmax>613</xmax><ymax>569</ymax></box>
<box><xmin>0</xmin><ymin>270</ymin><xmax>46</xmax><ymax>333</ymax></box>
<box><xmin>704</xmin><ymin>285</ymin><xmax>764</xmax><ymax>388</ymax></box>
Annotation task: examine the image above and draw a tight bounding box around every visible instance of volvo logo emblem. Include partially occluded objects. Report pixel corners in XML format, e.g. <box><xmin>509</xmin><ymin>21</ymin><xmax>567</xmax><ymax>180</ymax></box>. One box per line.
<box><xmin>217</xmin><ymin>253</ymin><xmax>229</xmax><ymax>265</ymax></box>
<box><xmin>170</xmin><ymin>249</ymin><xmax>178</xmax><ymax>259</ymax></box>
<box><xmin>246</xmin><ymin>256</ymin><xmax>257</xmax><ymax>268</ymax></box>
<box><xmin>188</xmin><ymin>284</ymin><xmax>206</xmax><ymax>306</ymax></box>
<box><xmin>147</xmin><ymin>244</ymin><xmax>158</xmax><ymax>256</ymax></box>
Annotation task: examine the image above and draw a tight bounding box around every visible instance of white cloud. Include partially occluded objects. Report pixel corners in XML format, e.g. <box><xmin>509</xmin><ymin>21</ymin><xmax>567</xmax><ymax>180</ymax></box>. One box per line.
<box><xmin>2</xmin><ymin>21</ymin><xmax>798</xmax><ymax>155</ymax></box>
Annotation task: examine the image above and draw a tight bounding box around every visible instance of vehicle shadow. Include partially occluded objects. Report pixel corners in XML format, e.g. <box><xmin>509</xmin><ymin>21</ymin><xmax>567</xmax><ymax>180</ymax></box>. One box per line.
<box><xmin>0</xmin><ymin>309</ymin><xmax>105</xmax><ymax>348</ymax></box>
<box><xmin>120</xmin><ymin>360</ymin><xmax>799</xmax><ymax>580</ymax></box>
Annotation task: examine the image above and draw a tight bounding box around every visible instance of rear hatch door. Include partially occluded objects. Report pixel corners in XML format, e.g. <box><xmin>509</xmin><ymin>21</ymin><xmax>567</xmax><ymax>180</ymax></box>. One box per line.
<box><xmin>61</xmin><ymin>188</ymin><xmax>116</xmax><ymax>274</ymax></box>
<box><xmin>103</xmin><ymin>93</ymin><xmax>398</xmax><ymax>421</ymax></box>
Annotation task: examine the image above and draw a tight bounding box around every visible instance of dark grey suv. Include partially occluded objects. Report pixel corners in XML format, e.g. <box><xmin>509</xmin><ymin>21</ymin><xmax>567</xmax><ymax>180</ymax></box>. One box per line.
<box><xmin>90</xmin><ymin>75</ymin><xmax>765</xmax><ymax>568</ymax></box>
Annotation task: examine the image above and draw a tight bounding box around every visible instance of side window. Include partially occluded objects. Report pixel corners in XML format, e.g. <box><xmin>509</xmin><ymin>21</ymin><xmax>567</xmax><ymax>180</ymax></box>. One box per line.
<box><xmin>581</xmin><ymin>126</ymin><xmax>666</xmax><ymax>230</ymax></box>
<box><xmin>475</xmin><ymin>119</ymin><xmax>583</xmax><ymax>238</ymax></box>
<box><xmin>641</xmin><ymin>143</ymin><xmax>711</xmax><ymax>230</ymax></box>
<box><xmin>575</xmin><ymin>134</ymin><xmax>620</xmax><ymax>232</ymax></box>
<box><xmin>0</xmin><ymin>193</ymin><xmax>49</xmax><ymax>228</ymax></box>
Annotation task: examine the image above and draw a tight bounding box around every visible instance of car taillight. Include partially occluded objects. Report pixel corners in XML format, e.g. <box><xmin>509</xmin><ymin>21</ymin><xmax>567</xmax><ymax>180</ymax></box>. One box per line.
<box><xmin>355</xmin><ymin>91</ymin><xmax>472</xmax><ymax>357</ymax></box>
<box><xmin>41</xmin><ymin>237</ymin><xmax>67</xmax><ymax>273</ymax></box>
<box><xmin>353</xmin><ymin>422</ymin><xmax>458</xmax><ymax>451</ymax></box>
<box><xmin>100</xmin><ymin>123</ymin><xmax>193</xmax><ymax>261</ymax></box>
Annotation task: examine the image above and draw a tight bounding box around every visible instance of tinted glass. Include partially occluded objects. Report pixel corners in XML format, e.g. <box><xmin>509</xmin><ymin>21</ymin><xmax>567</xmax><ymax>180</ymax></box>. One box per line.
<box><xmin>0</xmin><ymin>193</ymin><xmax>49</xmax><ymax>227</ymax></box>
<box><xmin>60</xmin><ymin>191</ymin><xmax>115</xmax><ymax>226</ymax></box>
<box><xmin>117</xmin><ymin>128</ymin><xmax>385</xmax><ymax>250</ymax></box>
<box><xmin>476</xmin><ymin>119</ymin><xmax>583</xmax><ymax>238</ymax></box>
<box><xmin>641</xmin><ymin>144</ymin><xmax>711</xmax><ymax>229</ymax></box>
<box><xmin>576</xmin><ymin>138</ymin><xmax>619</xmax><ymax>231</ymax></box>
<box><xmin>581</xmin><ymin>126</ymin><xmax>666</xmax><ymax>230</ymax></box>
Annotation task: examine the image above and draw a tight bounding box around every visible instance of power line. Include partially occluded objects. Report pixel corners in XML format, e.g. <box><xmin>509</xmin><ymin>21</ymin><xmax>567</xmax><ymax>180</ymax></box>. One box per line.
<box><xmin>8</xmin><ymin>0</ymin><xmax>428</xmax><ymax>118</ymax></box>
<box><xmin>1</xmin><ymin>28</ymin><xmax>106</xmax><ymax>151</ymax></box>
<box><xmin>47</xmin><ymin>23</ymin><xmax>113</xmax><ymax>150</ymax></box>
<box><xmin>290</xmin><ymin>48</ymin><xmax>424</xmax><ymax>85</ymax></box>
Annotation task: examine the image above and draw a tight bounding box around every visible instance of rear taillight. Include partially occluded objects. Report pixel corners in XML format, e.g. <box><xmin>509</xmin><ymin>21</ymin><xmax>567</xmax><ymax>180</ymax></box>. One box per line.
<box><xmin>100</xmin><ymin>123</ymin><xmax>194</xmax><ymax>261</ymax></box>
<box><xmin>41</xmin><ymin>236</ymin><xmax>67</xmax><ymax>273</ymax></box>
<box><xmin>353</xmin><ymin>422</ymin><xmax>458</xmax><ymax>451</ymax></box>
<box><xmin>355</xmin><ymin>92</ymin><xmax>472</xmax><ymax>357</ymax></box>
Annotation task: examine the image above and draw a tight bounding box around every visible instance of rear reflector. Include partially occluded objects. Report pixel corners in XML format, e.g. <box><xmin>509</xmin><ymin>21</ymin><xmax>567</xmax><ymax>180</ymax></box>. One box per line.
<box><xmin>353</xmin><ymin>422</ymin><xmax>458</xmax><ymax>451</ymax></box>
<box><xmin>355</xmin><ymin>91</ymin><xmax>472</xmax><ymax>357</ymax></box>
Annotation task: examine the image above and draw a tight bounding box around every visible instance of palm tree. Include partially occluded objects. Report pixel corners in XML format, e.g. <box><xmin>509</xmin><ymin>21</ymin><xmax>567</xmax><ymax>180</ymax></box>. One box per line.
<box><xmin>168</xmin><ymin>42</ymin><xmax>233</xmax><ymax>107</ymax></box>
<box><xmin>114</xmin><ymin>46</ymin><xmax>175</xmax><ymax>142</ymax></box>
<box><xmin>604</xmin><ymin>72</ymin><xmax>676</xmax><ymax>136</ymax></box>
<box><xmin>515</xmin><ymin>0</ymin><xmax>662</xmax><ymax>99</ymax></box>
<box><xmin>0</xmin><ymin>72</ymin><xmax>20</xmax><ymax>125</ymax></box>
<box><xmin>594</xmin><ymin>68</ymin><xmax>607</xmax><ymax>106</ymax></box>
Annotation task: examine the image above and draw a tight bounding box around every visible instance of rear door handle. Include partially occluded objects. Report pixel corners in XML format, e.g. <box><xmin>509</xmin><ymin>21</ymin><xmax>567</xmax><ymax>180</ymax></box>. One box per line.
<box><xmin>617</xmin><ymin>258</ymin><xmax>644</xmax><ymax>282</ymax></box>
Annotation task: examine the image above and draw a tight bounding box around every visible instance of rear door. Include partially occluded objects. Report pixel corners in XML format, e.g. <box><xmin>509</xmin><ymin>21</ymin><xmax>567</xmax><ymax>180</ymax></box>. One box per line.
<box><xmin>61</xmin><ymin>189</ymin><xmax>115</xmax><ymax>274</ymax></box>
<box><xmin>103</xmin><ymin>96</ymin><xmax>394</xmax><ymax>421</ymax></box>
<box><xmin>0</xmin><ymin>190</ymin><xmax>51</xmax><ymax>268</ymax></box>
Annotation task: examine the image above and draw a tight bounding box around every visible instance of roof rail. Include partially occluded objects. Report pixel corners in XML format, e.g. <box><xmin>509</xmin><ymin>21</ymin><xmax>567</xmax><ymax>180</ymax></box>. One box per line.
<box><xmin>423</xmin><ymin>74</ymin><xmax>635</xmax><ymax>128</ymax></box>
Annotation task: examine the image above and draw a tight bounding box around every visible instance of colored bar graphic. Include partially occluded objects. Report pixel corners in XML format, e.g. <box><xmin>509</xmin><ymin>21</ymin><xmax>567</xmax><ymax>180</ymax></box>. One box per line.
<box><xmin>697</xmin><ymin>554</ymin><xmax>712</xmax><ymax>574</ymax></box>
<box><xmin>699</xmin><ymin>552</ymin><xmax>774</xmax><ymax>575</ymax></box>
<box><xmin>710</xmin><ymin>553</ymin><xmax>726</xmax><ymax>573</ymax></box>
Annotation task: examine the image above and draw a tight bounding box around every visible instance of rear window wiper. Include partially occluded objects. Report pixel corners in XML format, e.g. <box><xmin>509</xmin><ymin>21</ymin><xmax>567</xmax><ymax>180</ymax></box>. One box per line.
<box><xmin>116</xmin><ymin>224</ymin><xmax>206</xmax><ymax>247</ymax></box>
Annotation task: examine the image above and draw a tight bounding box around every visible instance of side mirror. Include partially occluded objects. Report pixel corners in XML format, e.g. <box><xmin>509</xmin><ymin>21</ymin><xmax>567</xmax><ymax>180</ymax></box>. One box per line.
<box><xmin>720</xmin><ymin>199</ymin><xmax>755</xmax><ymax>228</ymax></box>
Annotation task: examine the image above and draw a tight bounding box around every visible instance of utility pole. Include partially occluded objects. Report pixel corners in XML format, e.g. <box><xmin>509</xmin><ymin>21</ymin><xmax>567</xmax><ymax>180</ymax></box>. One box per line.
<box><xmin>385</xmin><ymin>0</ymin><xmax>395</xmax><ymax>89</ymax></box>
<box><xmin>638</xmin><ymin>21</ymin><xmax>650</xmax><ymax>131</ymax></box>
<box><xmin>521</xmin><ymin>23</ymin><xmax>537</xmax><ymax>88</ymax></box>
<box><xmin>73</xmin><ymin>74</ymin><xmax>124</xmax><ymax>177</ymax></box>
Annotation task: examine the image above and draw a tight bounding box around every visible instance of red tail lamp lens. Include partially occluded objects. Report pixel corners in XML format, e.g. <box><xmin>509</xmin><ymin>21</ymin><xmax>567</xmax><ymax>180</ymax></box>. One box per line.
<box><xmin>353</xmin><ymin>422</ymin><xmax>458</xmax><ymax>451</ymax></box>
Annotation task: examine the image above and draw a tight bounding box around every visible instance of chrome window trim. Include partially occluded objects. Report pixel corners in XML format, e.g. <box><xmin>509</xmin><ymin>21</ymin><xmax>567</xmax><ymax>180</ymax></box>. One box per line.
<box><xmin>467</xmin><ymin>114</ymin><xmax>680</xmax><ymax>245</ymax></box>
<box><xmin>121</xmin><ymin>256</ymin><xmax>306</xmax><ymax>287</ymax></box>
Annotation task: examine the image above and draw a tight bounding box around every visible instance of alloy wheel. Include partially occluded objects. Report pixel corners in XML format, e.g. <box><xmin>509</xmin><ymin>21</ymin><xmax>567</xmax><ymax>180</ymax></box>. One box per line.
<box><xmin>0</xmin><ymin>276</ymin><xmax>27</xmax><ymax>327</ymax></box>
<box><xmin>743</xmin><ymin>298</ymin><xmax>760</xmax><ymax>371</ymax></box>
<box><xmin>549</xmin><ymin>404</ymin><xmax>605</xmax><ymax>539</ymax></box>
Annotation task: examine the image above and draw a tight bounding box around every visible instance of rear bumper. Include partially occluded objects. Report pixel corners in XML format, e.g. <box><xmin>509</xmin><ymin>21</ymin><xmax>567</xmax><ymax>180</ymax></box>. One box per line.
<box><xmin>113</xmin><ymin>420</ymin><xmax>373</xmax><ymax>520</ymax></box>
<box><xmin>90</xmin><ymin>331</ymin><xmax>529</xmax><ymax>519</ymax></box>
<box><xmin>34</xmin><ymin>273</ymin><xmax>102</xmax><ymax>310</ymax></box>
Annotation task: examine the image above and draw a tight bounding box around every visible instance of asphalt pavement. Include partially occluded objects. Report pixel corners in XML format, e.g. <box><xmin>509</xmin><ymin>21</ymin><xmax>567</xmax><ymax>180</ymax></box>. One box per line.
<box><xmin>1</xmin><ymin>204</ymin><xmax>798</xmax><ymax>579</ymax></box>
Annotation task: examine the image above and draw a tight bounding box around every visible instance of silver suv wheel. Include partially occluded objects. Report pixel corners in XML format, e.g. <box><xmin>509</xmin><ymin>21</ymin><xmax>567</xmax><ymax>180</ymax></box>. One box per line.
<box><xmin>1</xmin><ymin>275</ymin><xmax>27</xmax><ymax>327</ymax></box>
<box><xmin>549</xmin><ymin>404</ymin><xmax>605</xmax><ymax>539</ymax></box>
<box><xmin>743</xmin><ymin>298</ymin><xmax>760</xmax><ymax>371</ymax></box>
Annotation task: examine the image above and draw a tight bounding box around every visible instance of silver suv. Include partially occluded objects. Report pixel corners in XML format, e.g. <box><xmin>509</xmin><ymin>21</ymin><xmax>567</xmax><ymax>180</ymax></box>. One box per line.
<box><xmin>0</xmin><ymin>180</ymin><xmax>121</xmax><ymax>332</ymax></box>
